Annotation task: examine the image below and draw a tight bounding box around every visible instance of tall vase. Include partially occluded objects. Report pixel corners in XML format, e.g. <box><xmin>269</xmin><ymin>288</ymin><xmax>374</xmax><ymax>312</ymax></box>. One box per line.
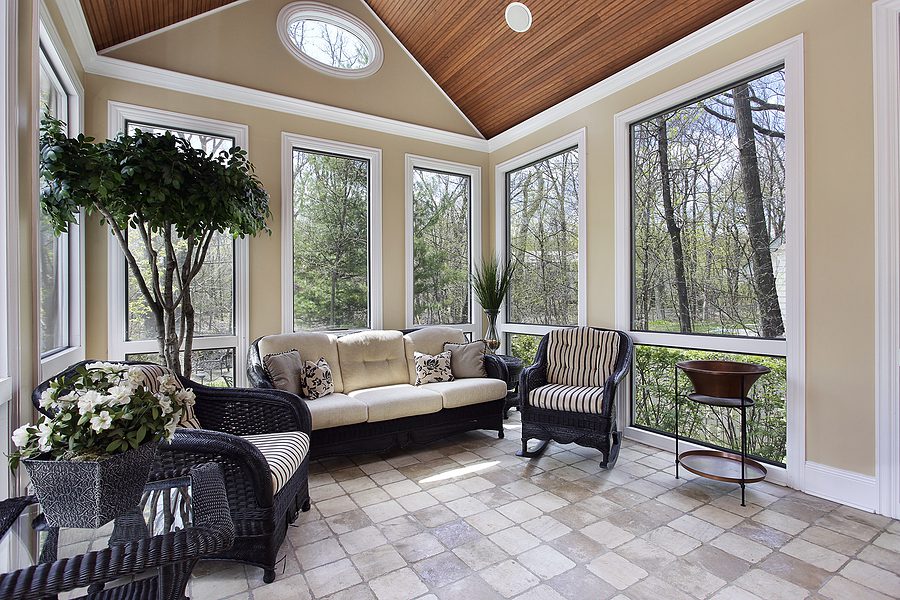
<box><xmin>484</xmin><ymin>309</ymin><xmax>501</xmax><ymax>354</ymax></box>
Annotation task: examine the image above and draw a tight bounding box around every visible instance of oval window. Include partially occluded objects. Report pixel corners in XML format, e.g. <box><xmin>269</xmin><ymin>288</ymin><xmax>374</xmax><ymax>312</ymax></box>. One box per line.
<box><xmin>278</xmin><ymin>2</ymin><xmax>383</xmax><ymax>78</ymax></box>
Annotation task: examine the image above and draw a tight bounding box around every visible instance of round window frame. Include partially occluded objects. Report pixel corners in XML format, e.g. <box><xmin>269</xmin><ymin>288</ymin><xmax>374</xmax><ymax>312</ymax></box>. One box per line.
<box><xmin>277</xmin><ymin>1</ymin><xmax>384</xmax><ymax>79</ymax></box>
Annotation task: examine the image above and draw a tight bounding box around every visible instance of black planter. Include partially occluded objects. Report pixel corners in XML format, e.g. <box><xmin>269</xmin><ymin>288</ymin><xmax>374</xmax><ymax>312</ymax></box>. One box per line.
<box><xmin>24</xmin><ymin>441</ymin><xmax>158</xmax><ymax>528</ymax></box>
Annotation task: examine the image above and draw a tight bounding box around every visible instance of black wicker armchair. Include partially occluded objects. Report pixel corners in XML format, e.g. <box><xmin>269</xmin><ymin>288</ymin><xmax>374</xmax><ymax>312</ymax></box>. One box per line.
<box><xmin>517</xmin><ymin>327</ymin><xmax>633</xmax><ymax>468</ymax></box>
<box><xmin>32</xmin><ymin>361</ymin><xmax>312</xmax><ymax>584</ymax></box>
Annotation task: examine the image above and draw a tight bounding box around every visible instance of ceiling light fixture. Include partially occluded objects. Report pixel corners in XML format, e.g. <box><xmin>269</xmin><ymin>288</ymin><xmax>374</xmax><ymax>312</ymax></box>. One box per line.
<box><xmin>505</xmin><ymin>2</ymin><xmax>532</xmax><ymax>33</ymax></box>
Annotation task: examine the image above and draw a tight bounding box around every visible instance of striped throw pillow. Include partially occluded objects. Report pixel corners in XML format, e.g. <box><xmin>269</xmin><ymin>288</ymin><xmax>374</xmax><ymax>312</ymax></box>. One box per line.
<box><xmin>545</xmin><ymin>327</ymin><xmax>620</xmax><ymax>388</ymax></box>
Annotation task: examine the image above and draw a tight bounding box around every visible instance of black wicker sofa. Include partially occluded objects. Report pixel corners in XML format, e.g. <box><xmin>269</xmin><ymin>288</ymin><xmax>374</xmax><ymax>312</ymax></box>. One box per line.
<box><xmin>248</xmin><ymin>326</ymin><xmax>509</xmax><ymax>458</ymax></box>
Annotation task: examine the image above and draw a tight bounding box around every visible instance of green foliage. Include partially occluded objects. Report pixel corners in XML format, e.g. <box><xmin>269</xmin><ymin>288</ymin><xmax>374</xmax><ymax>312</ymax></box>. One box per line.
<box><xmin>508</xmin><ymin>334</ymin><xmax>541</xmax><ymax>366</ymax></box>
<box><xmin>472</xmin><ymin>255</ymin><xmax>515</xmax><ymax>312</ymax></box>
<box><xmin>633</xmin><ymin>345</ymin><xmax>787</xmax><ymax>464</ymax></box>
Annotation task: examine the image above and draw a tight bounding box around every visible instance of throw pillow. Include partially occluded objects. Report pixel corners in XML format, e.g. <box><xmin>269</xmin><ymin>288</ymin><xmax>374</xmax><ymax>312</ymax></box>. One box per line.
<box><xmin>414</xmin><ymin>351</ymin><xmax>454</xmax><ymax>385</ymax></box>
<box><xmin>262</xmin><ymin>349</ymin><xmax>303</xmax><ymax>396</ymax></box>
<box><xmin>443</xmin><ymin>340</ymin><xmax>488</xmax><ymax>379</ymax></box>
<box><xmin>302</xmin><ymin>357</ymin><xmax>335</xmax><ymax>400</ymax></box>
<box><xmin>128</xmin><ymin>363</ymin><xmax>201</xmax><ymax>429</ymax></box>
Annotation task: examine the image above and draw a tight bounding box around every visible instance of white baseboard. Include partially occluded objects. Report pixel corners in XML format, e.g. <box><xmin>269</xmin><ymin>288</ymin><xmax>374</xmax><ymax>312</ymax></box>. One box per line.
<box><xmin>804</xmin><ymin>462</ymin><xmax>878</xmax><ymax>512</ymax></box>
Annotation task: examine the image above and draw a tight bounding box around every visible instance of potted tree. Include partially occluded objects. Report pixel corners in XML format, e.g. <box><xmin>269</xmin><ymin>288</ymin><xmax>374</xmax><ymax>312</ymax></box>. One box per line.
<box><xmin>472</xmin><ymin>256</ymin><xmax>516</xmax><ymax>353</ymax></box>
<box><xmin>39</xmin><ymin>115</ymin><xmax>270</xmax><ymax>377</ymax></box>
<box><xmin>10</xmin><ymin>362</ymin><xmax>195</xmax><ymax>527</ymax></box>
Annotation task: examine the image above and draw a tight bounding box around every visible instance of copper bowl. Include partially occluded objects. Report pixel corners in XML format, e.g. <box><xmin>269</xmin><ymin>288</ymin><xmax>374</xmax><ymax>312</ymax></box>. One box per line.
<box><xmin>676</xmin><ymin>360</ymin><xmax>769</xmax><ymax>399</ymax></box>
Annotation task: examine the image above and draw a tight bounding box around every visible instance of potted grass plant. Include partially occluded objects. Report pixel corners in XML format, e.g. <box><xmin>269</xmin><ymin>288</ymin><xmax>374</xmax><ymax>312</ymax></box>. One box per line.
<box><xmin>9</xmin><ymin>362</ymin><xmax>195</xmax><ymax>528</ymax></box>
<box><xmin>472</xmin><ymin>256</ymin><xmax>516</xmax><ymax>353</ymax></box>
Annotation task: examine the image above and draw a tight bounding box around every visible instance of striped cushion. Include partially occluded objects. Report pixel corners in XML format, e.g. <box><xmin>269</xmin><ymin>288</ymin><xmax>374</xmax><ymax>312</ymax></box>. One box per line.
<box><xmin>546</xmin><ymin>327</ymin><xmax>620</xmax><ymax>388</ymax></box>
<box><xmin>530</xmin><ymin>384</ymin><xmax>606</xmax><ymax>414</ymax></box>
<box><xmin>130</xmin><ymin>364</ymin><xmax>201</xmax><ymax>429</ymax></box>
<box><xmin>241</xmin><ymin>432</ymin><xmax>310</xmax><ymax>494</ymax></box>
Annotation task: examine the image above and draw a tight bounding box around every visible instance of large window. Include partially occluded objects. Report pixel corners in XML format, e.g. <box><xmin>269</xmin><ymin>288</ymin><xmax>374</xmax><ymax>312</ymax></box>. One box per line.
<box><xmin>625</xmin><ymin>67</ymin><xmax>790</xmax><ymax>466</ymax></box>
<box><xmin>406</xmin><ymin>155</ymin><xmax>481</xmax><ymax>336</ymax></box>
<box><xmin>284</xmin><ymin>134</ymin><xmax>381</xmax><ymax>331</ymax></box>
<box><xmin>108</xmin><ymin>103</ymin><xmax>249</xmax><ymax>386</ymax></box>
<box><xmin>496</xmin><ymin>130</ymin><xmax>585</xmax><ymax>351</ymax></box>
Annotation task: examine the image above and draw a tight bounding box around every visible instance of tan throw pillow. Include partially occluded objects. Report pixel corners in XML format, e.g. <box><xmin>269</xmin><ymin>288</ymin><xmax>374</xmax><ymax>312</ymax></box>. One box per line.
<box><xmin>302</xmin><ymin>357</ymin><xmax>334</xmax><ymax>400</ymax></box>
<box><xmin>444</xmin><ymin>341</ymin><xmax>488</xmax><ymax>379</ymax></box>
<box><xmin>414</xmin><ymin>351</ymin><xmax>454</xmax><ymax>385</ymax></box>
<box><xmin>263</xmin><ymin>349</ymin><xmax>303</xmax><ymax>395</ymax></box>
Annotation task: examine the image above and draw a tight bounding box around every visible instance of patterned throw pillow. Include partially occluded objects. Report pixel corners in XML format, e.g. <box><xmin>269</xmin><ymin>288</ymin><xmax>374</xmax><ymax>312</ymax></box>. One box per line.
<box><xmin>414</xmin><ymin>351</ymin><xmax>454</xmax><ymax>385</ymax></box>
<box><xmin>302</xmin><ymin>357</ymin><xmax>334</xmax><ymax>400</ymax></box>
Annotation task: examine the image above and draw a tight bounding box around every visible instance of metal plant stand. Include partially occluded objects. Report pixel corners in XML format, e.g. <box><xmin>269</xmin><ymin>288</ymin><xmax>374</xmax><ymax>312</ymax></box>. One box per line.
<box><xmin>674</xmin><ymin>360</ymin><xmax>769</xmax><ymax>506</ymax></box>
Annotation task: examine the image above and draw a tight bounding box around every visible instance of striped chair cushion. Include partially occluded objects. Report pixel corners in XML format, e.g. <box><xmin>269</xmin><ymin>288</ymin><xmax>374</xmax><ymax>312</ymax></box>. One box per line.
<box><xmin>241</xmin><ymin>432</ymin><xmax>310</xmax><ymax>494</ymax></box>
<box><xmin>130</xmin><ymin>364</ymin><xmax>201</xmax><ymax>429</ymax></box>
<box><xmin>530</xmin><ymin>384</ymin><xmax>606</xmax><ymax>414</ymax></box>
<box><xmin>546</xmin><ymin>327</ymin><xmax>620</xmax><ymax>388</ymax></box>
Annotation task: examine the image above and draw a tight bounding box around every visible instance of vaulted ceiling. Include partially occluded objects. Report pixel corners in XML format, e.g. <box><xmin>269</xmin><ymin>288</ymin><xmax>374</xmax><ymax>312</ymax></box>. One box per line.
<box><xmin>79</xmin><ymin>0</ymin><xmax>754</xmax><ymax>138</ymax></box>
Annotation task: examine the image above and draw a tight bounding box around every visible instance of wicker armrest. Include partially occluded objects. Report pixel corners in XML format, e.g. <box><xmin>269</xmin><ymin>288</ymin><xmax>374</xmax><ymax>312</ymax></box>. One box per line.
<box><xmin>0</xmin><ymin>464</ymin><xmax>234</xmax><ymax>600</ymax></box>
<box><xmin>153</xmin><ymin>429</ymin><xmax>275</xmax><ymax>507</ymax></box>
<box><xmin>189</xmin><ymin>384</ymin><xmax>312</xmax><ymax>436</ymax></box>
<box><xmin>519</xmin><ymin>363</ymin><xmax>548</xmax><ymax>409</ymax></box>
<box><xmin>601</xmin><ymin>333</ymin><xmax>634</xmax><ymax>419</ymax></box>
<box><xmin>483</xmin><ymin>354</ymin><xmax>509</xmax><ymax>382</ymax></box>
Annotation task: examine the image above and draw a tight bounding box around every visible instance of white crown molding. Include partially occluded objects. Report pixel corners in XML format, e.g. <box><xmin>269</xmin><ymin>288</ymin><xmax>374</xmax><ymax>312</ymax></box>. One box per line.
<box><xmin>55</xmin><ymin>0</ymin><xmax>804</xmax><ymax>153</ymax></box>
<box><xmin>486</xmin><ymin>0</ymin><xmax>806</xmax><ymax>151</ymax></box>
<box><xmin>805</xmin><ymin>462</ymin><xmax>878</xmax><ymax>513</ymax></box>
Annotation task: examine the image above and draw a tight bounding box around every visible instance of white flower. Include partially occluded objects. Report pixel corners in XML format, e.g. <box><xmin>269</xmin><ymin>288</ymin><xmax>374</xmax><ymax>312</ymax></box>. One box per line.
<box><xmin>87</xmin><ymin>362</ymin><xmax>127</xmax><ymax>374</ymax></box>
<box><xmin>164</xmin><ymin>416</ymin><xmax>179</xmax><ymax>441</ymax></box>
<box><xmin>39</xmin><ymin>389</ymin><xmax>54</xmax><ymax>409</ymax></box>
<box><xmin>77</xmin><ymin>390</ymin><xmax>103</xmax><ymax>415</ymax></box>
<box><xmin>127</xmin><ymin>367</ymin><xmax>145</xmax><ymax>387</ymax></box>
<box><xmin>36</xmin><ymin>422</ymin><xmax>54</xmax><ymax>452</ymax></box>
<box><xmin>106</xmin><ymin>384</ymin><xmax>134</xmax><ymax>406</ymax></box>
<box><xmin>157</xmin><ymin>374</ymin><xmax>178</xmax><ymax>395</ymax></box>
<box><xmin>11</xmin><ymin>424</ymin><xmax>31</xmax><ymax>448</ymax></box>
<box><xmin>89</xmin><ymin>410</ymin><xmax>113</xmax><ymax>432</ymax></box>
<box><xmin>158</xmin><ymin>396</ymin><xmax>172</xmax><ymax>415</ymax></box>
<box><xmin>175</xmin><ymin>388</ymin><xmax>196</xmax><ymax>407</ymax></box>
<box><xmin>56</xmin><ymin>392</ymin><xmax>76</xmax><ymax>406</ymax></box>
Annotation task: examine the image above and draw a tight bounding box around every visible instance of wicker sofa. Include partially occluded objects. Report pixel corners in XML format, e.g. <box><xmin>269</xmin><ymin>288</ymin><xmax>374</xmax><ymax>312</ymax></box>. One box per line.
<box><xmin>248</xmin><ymin>326</ymin><xmax>509</xmax><ymax>458</ymax></box>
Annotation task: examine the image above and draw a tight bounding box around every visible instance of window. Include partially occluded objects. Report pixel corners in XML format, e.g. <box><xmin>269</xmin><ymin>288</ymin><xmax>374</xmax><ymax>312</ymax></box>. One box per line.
<box><xmin>621</xmin><ymin>64</ymin><xmax>795</xmax><ymax>467</ymax></box>
<box><xmin>283</xmin><ymin>133</ymin><xmax>382</xmax><ymax>332</ymax></box>
<box><xmin>0</xmin><ymin>1</ymin><xmax>13</xmax><ymax>506</ymax></box>
<box><xmin>108</xmin><ymin>103</ymin><xmax>249</xmax><ymax>386</ymax></box>
<box><xmin>405</xmin><ymin>155</ymin><xmax>481</xmax><ymax>336</ymax></box>
<box><xmin>277</xmin><ymin>1</ymin><xmax>383</xmax><ymax>78</ymax></box>
<box><xmin>495</xmin><ymin>130</ymin><xmax>586</xmax><ymax>348</ymax></box>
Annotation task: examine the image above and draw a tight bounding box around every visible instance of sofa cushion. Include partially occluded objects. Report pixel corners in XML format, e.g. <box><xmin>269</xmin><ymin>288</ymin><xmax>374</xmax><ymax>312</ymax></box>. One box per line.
<box><xmin>421</xmin><ymin>378</ymin><xmax>508</xmax><ymax>409</ymax></box>
<box><xmin>302</xmin><ymin>357</ymin><xmax>335</xmax><ymax>400</ymax></box>
<box><xmin>443</xmin><ymin>340</ymin><xmax>488</xmax><ymax>378</ymax></box>
<box><xmin>348</xmin><ymin>384</ymin><xmax>442</xmax><ymax>422</ymax></box>
<box><xmin>241</xmin><ymin>431</ymin><xmax>310</xmax><ymax>493</ymax></box>
<box><xmin>338</xmin><ymin>330</ymin><xmax>410</xmax><ymax>393</ymax></box>
<box><xmin>262</xmin><ymin>349</ymin><xmax>303</xmax><ymax>395</ymax></box>
<box><xmin>404</xmin><ymin>326</ymin><xmax>468</xmax><ymax>384</ymax></box>
<box><xmin>414</xmin><ymin>351</ymin><xmax>454</xmax><ymax>385</ymax></box>
<box><xmin>304</xmin><ymin>393</ymin><xmax>368</xmax><ymax>430</ymax></box>
<box><xmin>529</xmin><ymin>383</ymin><xmax>606</xmax><ymax>414</ymax></box>
<box><xmin>258</xmin><ymin>331</ymin><xmax>344</xmax><ymax>393</ymax></box>
<box><xmin>546</xmin><ymin>327</ymin><xmax>620</xmax><ymax>388</ymax></box>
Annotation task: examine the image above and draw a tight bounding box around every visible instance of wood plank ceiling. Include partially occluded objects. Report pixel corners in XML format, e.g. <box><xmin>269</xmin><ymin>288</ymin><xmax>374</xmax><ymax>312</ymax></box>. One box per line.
<box><xmin>80</xmin><ymin>0</ymin><xmax>239</xmax><ymax>51</ymax></box>
<box><xmin>79</xmin><ymin>0</ymin><xmax>754</xmax><ymax>138</ymax></box>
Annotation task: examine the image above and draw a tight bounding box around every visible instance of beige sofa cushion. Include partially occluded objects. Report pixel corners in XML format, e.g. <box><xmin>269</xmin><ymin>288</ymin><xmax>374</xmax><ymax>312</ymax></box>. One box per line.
<box><xmin>421</xmin><ymin>379</ymin><xmax>508</xmax><ymax>409</ymax></box>
<box><xmin>304</xmin><ymin>393</ymin><xmax>368</xmax><ymax>430</ymax></box>
<box><xmin>338</xmin><ymin>330</ymin><xmax>410</xmax><ymax>393</ymax></box>
<box><xmin>259</xmin><ymin>331</ymin><xmax>344</xmax><ymax>393</ymax></box>
<box><xmin>404</xmin><ymin>326</ymin><xmax>468</xmax><ymax>384</ymax></box>
<box><xmin>348</xmin><ymin>384</ymin><xmax>442</xmax><ymax>422</ymax></box>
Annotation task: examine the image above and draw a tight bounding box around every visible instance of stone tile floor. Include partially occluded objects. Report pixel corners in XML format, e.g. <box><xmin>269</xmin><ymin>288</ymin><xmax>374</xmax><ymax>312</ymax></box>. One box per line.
<box><xmin>187</xmin><ymin>413</ymin><xmax>900</xmax><ymax>599</ymax></box>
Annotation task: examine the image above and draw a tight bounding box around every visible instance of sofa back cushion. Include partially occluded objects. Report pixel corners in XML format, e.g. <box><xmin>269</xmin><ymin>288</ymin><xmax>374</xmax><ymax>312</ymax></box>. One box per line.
<box><xmin>546</xmin><ymin>327</ymin><xmax>620</xmax><ymax>388</ymax></box>
<box><xmin>258</xmin><ymin>331</ymin><xmax>344</xmax><ymax>393</ymax></box>
<box><xmin>403</xmin><ymin>326</ymin><xmax>468</xmax><ymax>384</ymax></box>
<box><xmin>338</xmin><ymin>330</ymin><xmax>410</xmax><ymax>393</ymax></box>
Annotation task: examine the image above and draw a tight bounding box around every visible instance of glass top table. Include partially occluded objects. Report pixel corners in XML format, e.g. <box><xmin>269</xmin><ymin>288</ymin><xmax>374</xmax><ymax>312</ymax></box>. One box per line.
<box><xmin>0</xmin><ymin>463</ymin><xmax>233</xmax><ymax>600</ymax></box>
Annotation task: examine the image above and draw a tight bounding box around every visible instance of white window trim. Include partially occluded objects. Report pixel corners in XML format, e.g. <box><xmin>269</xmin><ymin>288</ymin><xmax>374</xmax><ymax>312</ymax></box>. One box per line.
<box><xmin>404</xmin><ymin>154</ymin><xmax>482</xmax><ymax>338</ymax></box>
<box><xmin>281</xmin><ymin>132</ymin><xmax>383</xmax><ymax>333</ymax></box>
<box><xmin>494</xmin><ymin>129</ymin><xmax>587</xmax><ymax>349</ymax></box>
<box><xmin>107</xmin><ymin>102</ymin><xmax>251</xmax><ymax>386</ymax></box>
<box><xmin>613</xmin><ymin>36</ymin><xmax>805</xmax><ymax>489</ymax></box>
<box><xmin>38</xmin><ymin>3</ymin><xmax>86</xmax><ymax>380</ymax></box>
<box><xmin>276</xmin><ymin>1</ymin><xmax>384</xmax><ymax>79</ymax></box>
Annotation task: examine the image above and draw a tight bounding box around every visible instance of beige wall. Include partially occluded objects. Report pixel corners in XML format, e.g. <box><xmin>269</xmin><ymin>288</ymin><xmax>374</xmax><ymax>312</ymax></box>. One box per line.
<box><xmin>82</xmin><ymin>74</ymin><xmax>491</xmax><ymax>358</ymax></box>
<box><xmin>104</xmin><ymin>0</ymin><xmax>480</xmax><ymax>137</ymax></box>
<box><xmin>489</xmin><ymin>0</ymin><xmax>875</xmax><ymax>475</ymax></box>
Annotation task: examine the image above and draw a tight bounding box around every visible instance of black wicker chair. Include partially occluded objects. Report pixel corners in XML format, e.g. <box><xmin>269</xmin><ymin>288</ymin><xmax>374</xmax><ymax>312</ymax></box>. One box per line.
<box><xmin>32</xmin><ymin>361</ymin><xmax>312</xmax><ymax>584</ymax></box>
<box><xmin>517</xmin><ymin>327</ymin><xmax>633</xmax><ymax>468</ymax></box>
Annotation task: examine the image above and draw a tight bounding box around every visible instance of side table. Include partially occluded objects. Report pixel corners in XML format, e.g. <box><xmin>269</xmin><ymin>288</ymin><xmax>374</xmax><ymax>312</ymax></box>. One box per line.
<box><xmin>496</xmin><ymin>354</ymin><xmax>525</xmax><ymax>418</ymax></box>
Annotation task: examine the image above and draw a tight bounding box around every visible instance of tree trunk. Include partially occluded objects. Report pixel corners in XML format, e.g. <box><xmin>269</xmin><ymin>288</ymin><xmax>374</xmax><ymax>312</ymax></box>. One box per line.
<box><xmin>657</xmin><ymin>117</ymin><xmax>693</xmax><ymax>333</ymax></box>
<box><xmin>733</xmin><ymin>82</ymin><xmax>784</xmax><ymax>338</ymax></box>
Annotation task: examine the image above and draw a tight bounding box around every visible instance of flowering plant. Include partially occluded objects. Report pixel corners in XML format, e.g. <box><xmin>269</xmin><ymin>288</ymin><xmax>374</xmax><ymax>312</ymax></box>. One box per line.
<box><xmin>8</xmin><ymin>362</ymin><xmax>195</xmax><ymax>471</ymax></box>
